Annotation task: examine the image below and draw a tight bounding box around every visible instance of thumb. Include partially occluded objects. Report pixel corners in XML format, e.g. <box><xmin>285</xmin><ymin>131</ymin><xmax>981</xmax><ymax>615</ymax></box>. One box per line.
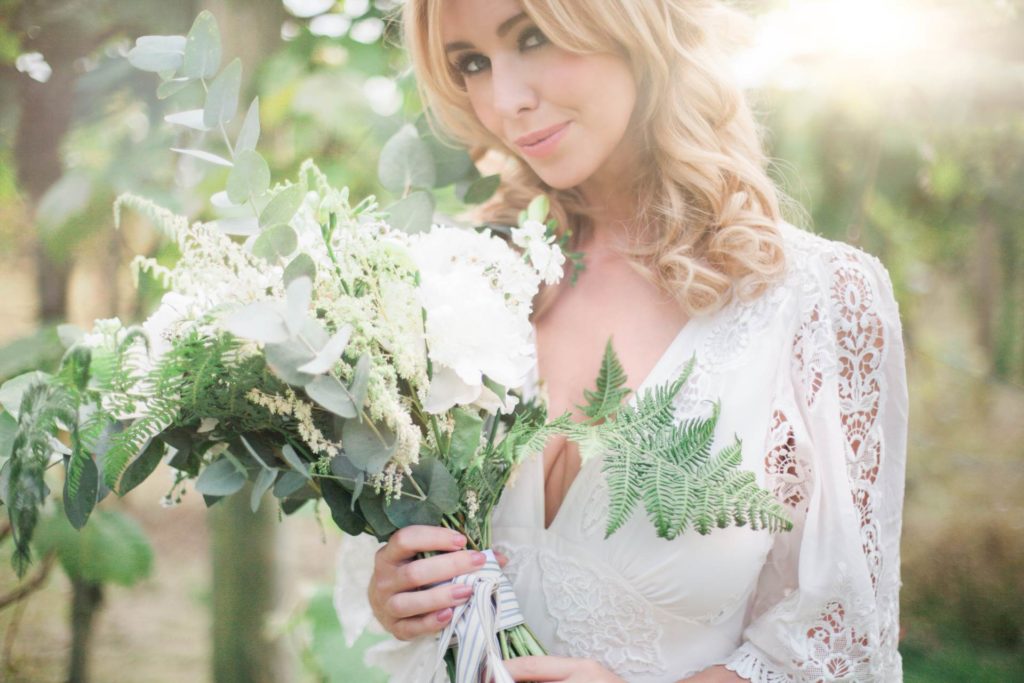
<box><xmin>494</xmin><ymin>549</ymin><xmax>510</xmax><ymax>568</ymax></box>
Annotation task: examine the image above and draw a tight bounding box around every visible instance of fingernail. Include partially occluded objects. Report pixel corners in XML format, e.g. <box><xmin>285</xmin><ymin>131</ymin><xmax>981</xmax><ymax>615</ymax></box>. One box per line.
<box><xmin>452</xmin><ymin>585</ymin><xmax>473</xmax><ymax>600</ymax></box>
<box><xmin>451</xmin><ymin>533</ymin><xmax>467</xmax><ymax>548</ymax></box>
<box><xmin>471</xmin><ymin>551</ymin><xmax>487</xmax><ymax>565</ymax></box>
<box><xmin>437</xmin><ymin>608</ymin><xmax>453</xmax><ymax>623</ymax></box>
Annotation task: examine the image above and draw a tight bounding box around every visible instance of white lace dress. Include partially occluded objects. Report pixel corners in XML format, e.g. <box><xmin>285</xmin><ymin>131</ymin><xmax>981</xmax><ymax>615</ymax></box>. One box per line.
<box><xmin>333</xmin><ymin>222</ymin><xmax>908</xmax><ymax>682</ymax></box>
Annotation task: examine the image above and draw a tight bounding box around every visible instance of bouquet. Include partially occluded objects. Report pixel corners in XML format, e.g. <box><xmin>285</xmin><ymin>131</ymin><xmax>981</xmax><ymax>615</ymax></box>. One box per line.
<box><xmin>0</xmin><ymin>12</ymin><xmax>792</xmax><ymax>683</ymax></box>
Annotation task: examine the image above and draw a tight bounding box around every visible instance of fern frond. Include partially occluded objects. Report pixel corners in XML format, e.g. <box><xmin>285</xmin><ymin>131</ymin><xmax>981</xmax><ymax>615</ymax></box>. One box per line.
<box><xmin>577</xmin><ymin>339</ymin><xmax>630</xmax><ymax>424</ymax></box>
<box><xmin>113</xmin><ymin>192</ymin><xmax>188</xmax><ymax>241</ymax></box>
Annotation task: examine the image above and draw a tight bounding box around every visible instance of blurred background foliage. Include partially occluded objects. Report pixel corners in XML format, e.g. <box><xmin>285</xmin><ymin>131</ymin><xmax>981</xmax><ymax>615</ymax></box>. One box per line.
<box><xmin>0</xmin><ymin>0</ymin><xmax>1021</xmax><ymax>681</ymax></box>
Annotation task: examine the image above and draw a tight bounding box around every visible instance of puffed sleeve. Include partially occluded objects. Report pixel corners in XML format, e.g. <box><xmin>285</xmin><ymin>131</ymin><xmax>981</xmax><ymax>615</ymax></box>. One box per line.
<box><xmin>721</xmin><ymin>239</ymin><xmax>908</xmax><ymax>682</ymax></box>
<box><xmin>332</xmin><ymin>534</ymin><xmax>450</xmax><ymax>682</ymax></box>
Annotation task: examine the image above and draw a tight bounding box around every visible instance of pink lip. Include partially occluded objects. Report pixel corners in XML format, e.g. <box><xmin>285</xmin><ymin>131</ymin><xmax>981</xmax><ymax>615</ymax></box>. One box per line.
<box><xmin>514</xmin><ymin>121</ymin><xmax>571</xmax><ymax>158</ymax></box>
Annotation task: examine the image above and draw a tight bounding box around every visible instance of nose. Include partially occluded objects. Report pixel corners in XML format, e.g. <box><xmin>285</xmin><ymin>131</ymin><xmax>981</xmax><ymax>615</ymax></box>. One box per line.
<box><xmin>489</xmin><ymin>55</ymin><xmax>538</xmax><ymax>119</ymax></box>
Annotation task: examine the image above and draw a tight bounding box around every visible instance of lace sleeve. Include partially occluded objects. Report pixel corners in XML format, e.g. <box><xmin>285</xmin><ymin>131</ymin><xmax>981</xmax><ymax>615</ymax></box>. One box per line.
<box><xmin>722</xmin><ymin>239</ymin><xmax>908</xmax><ymax>682</ymax></box>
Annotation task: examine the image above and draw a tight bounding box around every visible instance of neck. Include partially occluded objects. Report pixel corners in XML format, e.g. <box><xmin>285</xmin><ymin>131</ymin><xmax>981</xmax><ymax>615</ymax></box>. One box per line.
<box><xmin>577</xmin><ymin>172</ymin><xmax>639</xmax><ymax>255</ymax></box>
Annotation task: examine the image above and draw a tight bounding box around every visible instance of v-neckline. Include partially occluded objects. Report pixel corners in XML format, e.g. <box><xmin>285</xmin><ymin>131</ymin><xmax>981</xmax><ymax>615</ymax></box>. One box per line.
<box><xmin>530</xmin><ymin>319</ymin><xmax>697</xmax><ymax>532</ymax></box>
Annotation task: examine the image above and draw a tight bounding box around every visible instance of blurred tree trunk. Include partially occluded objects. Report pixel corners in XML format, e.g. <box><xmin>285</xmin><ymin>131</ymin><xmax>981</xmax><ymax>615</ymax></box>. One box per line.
<box><xmin>202</xmin><ymin>3</ymin><xmax>289</xmax><ymax>682</ymax></box>
<box><xmin>67</xmin><ymin>578</ymin><xmax>103</xmax><ymax>683</ymax></box>
<box><xmin>209</xmin><ymin>482</ymin><xmax>290</xmax><ymax>683</ymax></box>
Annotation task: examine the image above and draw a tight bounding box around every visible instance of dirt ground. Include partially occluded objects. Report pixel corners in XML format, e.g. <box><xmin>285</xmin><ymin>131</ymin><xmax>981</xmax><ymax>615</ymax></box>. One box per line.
<box><xmin>0</xmin><ymin>472</ymin><xmax>344</xmax><ymax>683</ymax></box>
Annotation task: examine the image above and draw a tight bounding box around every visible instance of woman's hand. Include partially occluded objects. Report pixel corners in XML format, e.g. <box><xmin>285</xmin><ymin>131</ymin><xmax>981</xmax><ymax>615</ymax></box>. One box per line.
<box><xmin>367</xmin><ymin>525</ymin><xmax>507</xmax><ymax>641</ymax></box>
<box><xmin>504</xmin><ymin>655</ymin><xmax>626</xmax><ymax>682</ymax></box>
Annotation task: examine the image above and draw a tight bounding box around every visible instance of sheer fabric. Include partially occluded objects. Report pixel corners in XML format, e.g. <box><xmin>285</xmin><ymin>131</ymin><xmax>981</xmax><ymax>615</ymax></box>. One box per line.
<box><xmin>333</xmin><ymin>223</ymin><xmax>908</xmax><ymax>682</ymax></box>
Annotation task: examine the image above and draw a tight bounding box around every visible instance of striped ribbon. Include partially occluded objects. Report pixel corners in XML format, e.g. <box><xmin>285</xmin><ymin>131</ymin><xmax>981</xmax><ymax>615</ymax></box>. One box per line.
<box><xmin>433</xmin><ymin>549</ymin><xmax>525</xmax><ymax>683</ymax></box>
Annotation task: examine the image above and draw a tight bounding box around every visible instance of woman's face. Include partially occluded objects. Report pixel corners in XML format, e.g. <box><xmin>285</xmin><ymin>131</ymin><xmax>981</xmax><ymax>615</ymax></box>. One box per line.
<box><xmin>440</xmin><ymin>0</ymin><xmax>638</xmax><ymax>191</ymax></box>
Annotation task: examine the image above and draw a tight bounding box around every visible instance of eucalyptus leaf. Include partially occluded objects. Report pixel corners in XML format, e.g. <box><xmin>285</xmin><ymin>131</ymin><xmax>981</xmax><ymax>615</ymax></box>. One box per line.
<box><xmin>305</xmin><ymin>375</ymin><xmax>357</xmax><ymax>418</ymax></box>
<box><xmin>127</xmin><ymin>44</ymin><xmax>184</xmax><ymax>73</ymax></box>
<box><xmin>284</xmin><ymin>278</ymin><xmax>315</xmax><ymax>336</ymax></box>
<box><xmin>378</xmin><ymin>124</ymin><xmax>436</xmax><ymax>193</ymax></box>
<box><xmin>118</xmin><ymin>438</ymin><xmax>166</xmax><ymax>495</ymax></box>
<box><xmin>320</xmin><ymin>480</ymin><xmax>365</xmax><ymax>535</ymax></box>
<box><xmin>137</xmin><ymin>34</ymin><xmax>187</xmax><ymax>52</ymax></box>
<box><xmin>284</xmin><ymin>254</ymin><xmax>317</xmax><ymax>286</ymax></box>
<box><xmin>63</xmin><ymin>455</ymin><xmax>98</xmax><ymax>530</ymax></box>
<box><xmin>195</xmin><ymin>457</ymin><xmax>246</xmax><ymax>496</ymax></box>
<box><xmin>384</xmin><ymin>458</ymin><xmax>458</xmax><ymax>528</ymax></box>
<box><xmin>214</xmin><ymin>216</ymin><xmax>259</xmax><ymax>236</ymax></box>
<box><xmin>265</xmin><ymin>339</ymin><xmax>317</xmax><ymax>387</ymax></box>
<box><xmin>227</xmin><ymin>149</ymin><xmax>270</xmax><ymax>204</ymax></box>
<box><xmin>273</xmin><ymin>470</ymin><xmax>308</xmax><ymax>498</ymax></box>
<box><xmin>424</xmin><ymin>136</ymin><xmax>474</xmax><ymax>187</ymax></box>
<box><xmin>0</xmin><ymin>411</ymin><xmax>17</xmax><ymax>462</ymax></box>
<box><xmin>351</xmin><ymin>354</ymin><xmax>371</xmax><ymax>413</ymax></box>
<box><xmin>298</xmin><ymin>326</ymin><xmax>352</xmax><ymax>375</ymax></box>
<box><xmin>170</xmin><ymin>147</ymin><xmax>233</xmax><ymax>167</ymax></box>
<box><xmin>203</xmin><ymin>58</ymin><xmax>242</xmax><ymax>129</ymax></box>
<box><xmin>221</xmin><ymin>301</ymin><xmax>289</xmax><ymax>344</ymax></box>
<box><xmin>329</xmin><ymin>454</ymin><xmax>362</xmax><ymax>490</ymax></box>
<box><xmin>182</xmin><ymin>11</ymin><xmax>221</xmax><ymax>79</ymax></box>
<box><xmin>358</xmin><ymin>490</ymin><xmax>397</xmax><ymax>541</ymax></box>
<box><xmin>250</xmin><ymin>466</ymin><xmax>278</xmax><ymax>513</ymax></box>
<box><xmin>252</xmin><ymin>224</ymin><xmax>298</xmax><ymax>262</ymax></box>
<box><xmin>281</xmin><ymin>443</ymin><xmax>310</xmax><ymax>479</ymax></box>
<box><xmin>259</xmin><ymin>184</ymin><xmax>306</xmax><ymax>229</ymax></box>
<box><xmin>461</xmin><ymin>174</ymin><xmax>501</xmax><ymax>204</ymax></box>
<box><xmin>164</xmin><ymin>109</ymin><xmax>210</xmax><ymax>131</ymax></box>
<box><xmin>341</xmin><ymin>419</ymin><xmax>396</xmax><ymax>475</ymax></box>
<box><xmin>386</xmin><ymin>191</ymin><xmax>435</xmax><ymax>234</ymax></box>
<box><xmin>236</xmin><ymin>97</ymin><xmax>261</xmax><ymax>153</ymax></box>
<box><xmin>157</xmin><ymin>77</ymin><xmax>192</xmax><ymax>99</ymax></box>
<box><xmin>34</xmin><ymin>508</ymin><xmax>153</xmax><ymax>586</ymax></box>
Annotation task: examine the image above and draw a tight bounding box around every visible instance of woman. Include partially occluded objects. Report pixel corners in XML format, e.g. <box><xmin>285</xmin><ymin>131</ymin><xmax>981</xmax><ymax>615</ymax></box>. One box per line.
<box><xmin>340</xmin><ymin>0</ymin><xmax>908</xmax><ymax>680</ymax></box>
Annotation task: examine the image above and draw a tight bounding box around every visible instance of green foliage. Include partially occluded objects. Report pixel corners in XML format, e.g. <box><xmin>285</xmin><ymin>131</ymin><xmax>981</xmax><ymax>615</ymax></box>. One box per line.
<box><xmin>576</xmin><ymin>339</ymin><xmax>631</xmax><ymax>424</ymax></box>
<box><xmin>34</xmin><ymin>507</ymin><xmax>153</xmax><ymax>586</ymax></box>
<box><xmin>290</xmin><ymin>587</ymin><xmax>388</xmax><ymax>683</ymax></box>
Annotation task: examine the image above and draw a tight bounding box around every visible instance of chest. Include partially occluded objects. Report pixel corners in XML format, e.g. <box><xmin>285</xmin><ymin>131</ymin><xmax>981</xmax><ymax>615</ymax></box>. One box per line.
<box><xmin>533</xmin><ymin>259</ymin><xmax>690</xmax><ymax>526</ymax></box>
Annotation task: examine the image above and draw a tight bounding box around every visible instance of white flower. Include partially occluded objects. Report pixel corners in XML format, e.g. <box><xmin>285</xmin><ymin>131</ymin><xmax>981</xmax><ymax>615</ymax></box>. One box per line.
<box><xmin>409</xmin><ymin>226</ymin><xmax>539</xmax><ymax>414</ymax></box>
<box><xmin>142</xmin><ymin>292</ymin><xmax>197</xmax><ymax>360</ymax></box>
<box><xmin>511</xmin><ymin>219</ymin><xmax>566</xmax><ymax>285</ymax></box>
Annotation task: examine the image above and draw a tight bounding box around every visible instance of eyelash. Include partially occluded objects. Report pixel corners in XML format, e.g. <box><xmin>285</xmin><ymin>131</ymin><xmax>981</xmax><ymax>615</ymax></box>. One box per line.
<box><xmin>454</xmin><ymin>27</ymin><xmax>549</xmax><ymax>77</ymax></box>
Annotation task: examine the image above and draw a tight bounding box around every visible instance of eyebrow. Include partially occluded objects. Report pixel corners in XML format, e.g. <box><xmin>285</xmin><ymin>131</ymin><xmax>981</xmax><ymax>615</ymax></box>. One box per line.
<box><xmin>444</xmin><ymin>11</ymin><xmax>529</xmax><ymax>54</ymax></box>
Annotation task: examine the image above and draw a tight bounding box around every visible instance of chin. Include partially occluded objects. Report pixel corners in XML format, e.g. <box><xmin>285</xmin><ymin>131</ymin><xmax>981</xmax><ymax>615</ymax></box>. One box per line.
<box><xmin>524</xmin><ymin>159</ymin><xmax>596</xmax><ymax>191</ymax></box>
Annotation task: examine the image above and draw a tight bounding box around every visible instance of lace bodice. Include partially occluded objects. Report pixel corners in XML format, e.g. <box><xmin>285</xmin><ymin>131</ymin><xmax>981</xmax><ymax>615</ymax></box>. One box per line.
<box><xmin>332</xmin><ymin>223</ymin><xmax>908</xmax><ymax>682</ymax></box>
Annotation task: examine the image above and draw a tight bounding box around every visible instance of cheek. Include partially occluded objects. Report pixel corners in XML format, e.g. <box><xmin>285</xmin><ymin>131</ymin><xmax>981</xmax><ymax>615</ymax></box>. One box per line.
<box><xmin>466</xmin><ymin>84</ymin><xmax>503</xmax><ymax>141</ymax></box>
<box><xmin>542</xmin><ymin>52</ymin><xmax>637</xmax><ymax>137</ymax></box>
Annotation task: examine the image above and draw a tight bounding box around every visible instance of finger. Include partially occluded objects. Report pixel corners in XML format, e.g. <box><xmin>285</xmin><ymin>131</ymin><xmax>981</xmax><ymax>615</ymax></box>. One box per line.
<box><xmin>394</xmin><ymin>549</ymin><xmax>488</xmax><ymax>592</ymax></box>
<box><xmin>392</xmin><ymin>606</ymin><xmax>455</xmax><ymax>641</ymax></box>
<box><xmin>386</xmin><ymin>582</ymin><xmax>474</xmax><ymax>620</ymax></box>
<box><xmin>380</xmin><ymin>525</ymin><xmax>467</xmax><ymax>564</ymax></box>
<box><xmin>504</xmin><ymin>655</ymin><xmax>575</xmax><ymax>681</ymax></box>
<box><xmin>495</xmin><ymin>550</ymin><xmax>509</xmax><ymax>568</ymax></box>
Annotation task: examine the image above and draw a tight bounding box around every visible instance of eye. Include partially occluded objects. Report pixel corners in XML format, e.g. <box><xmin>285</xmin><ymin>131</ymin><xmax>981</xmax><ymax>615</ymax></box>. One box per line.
<box><xmin>518</xmin><ymin>26</ymin><xmax>548</xmax><ymax>50</ymax></box>
<box><xmin>454</xmin><ymin>52</ymin><xmax>490</xmax><ymax>77</ymax></box>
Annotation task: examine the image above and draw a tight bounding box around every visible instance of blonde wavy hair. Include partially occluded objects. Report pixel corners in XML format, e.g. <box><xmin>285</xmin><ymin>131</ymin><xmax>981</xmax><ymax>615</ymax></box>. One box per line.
<box><xmin>402</xmin><ymin>0</ymin><xmax>787</xmax><ymax>317</ymax></box>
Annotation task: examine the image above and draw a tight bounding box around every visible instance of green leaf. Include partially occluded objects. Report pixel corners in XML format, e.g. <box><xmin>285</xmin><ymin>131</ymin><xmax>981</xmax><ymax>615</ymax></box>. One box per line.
<box><xmin>204</xmin><ymin>57</ymin><xmax>242</xmax><ymax>129</ymax></box>
<box><xmin>164</xmin><ymin>109</ymin><xmax>210</xmax><ymax>131</ymax></box>
<box><xmin>527</xmin><ymin>194</ymin><xmax>550</xmax><ymax>223</ymax></box>
<box><xmin>273</xmin><ymin>470</ymin><xmax>308</xmax><ymax>498</ymax></box>
<box><xmin>181</xmin><ymin>11</ymin><xmax>221</xmax><ymax>79</ymax></box>
<box><xmin>63</xmin><ymin>454</ymin><xmax>98</xmax><ymax>530</ymax></box>
<box><xmin>259</xmin><ymin>184</ymin><xmax>306</xmax><ymax>229</ymax></box>
<box><xmin>284</xmin><ymin>254</ymin><xmax>317</xmax><ymax>287</ymax></box>
<box><xmin>341</xmin><ymin>419</ymin><xmax>396</xmax><ymax>475</ymax></box>
<box><xmin>195</xmin><ymin>457</ymin><xmax>246</xmax><ymax>496</ymax></box>
<box><xmin>384</xmin><ymin>458</ymin><xmax>458</xmax><ymax>528</ymax></box>
<box><xmin>0</xmin><ymin>371</ymin><xmax>52</xmax><ymax>419</ymax></box>
<box><xmin>281</xmin><ymin>443</ymin><xmax>310</xmax><ymax>479</ymax></box>
<box><xmin>305</xmin><ymin>375</ymin><xmax>357</xmax><ymax>419</ymax></box>
<box><xmin>170</xmin><ymin>147</ymin><xmax>233</xmax><ymax>167</ymax></box>
<box><xmin>378</xmin><ymin>124</ymin><xmax>436</xmax><ymax>193</ymax></box>
<box><xmin>0</xmin><ymin>411</ymin><xmax>16</xmax><ymax>463</ymax></box>
<box><xmin>157</xmin><ymin>77</ymin><xmax>192</xmax><ymax>99</ymax></box>
<box><xmin>449</xmin><ymin>409</ymin><xmax>483</xmax><ymax>473</ymax></box>
<box><xmin>127</xmin><ymin>36</ymin><xmax>186</xmax><ymax>73</ymax></box>
<box><xmin>250</xmin><ymin>466</ymin><xmax>278</xmax><ymax>513</ymax></box>
<box><xmin>252</xmin><ymin>224</ymin><xmax>298</xmax><ymax>262</ymax></box>
<box><xmin>386</xmin><ymin>191</ymin><xmax>435</xmax><ymax>234</ymax></box>
<box><xmin>299</xmin><ymin>326</ymin><xmax>352</xmax><ymax>375</ymax></box>
<box><xmin>420</xmin><ymin>130</ymin><xmax>474</xmax><ymax>186</ymax></box>
<box><xmin>35</xmin><ymin>508</ymin><xmax>153</xmax><ymax>585</ymax></box>
<box><xmin>265</xmin><ymin>338</ymin><xmax>317</xmax><ymax>387</ymax></box>
<box><xmin>236</xmin><ymin>97</ymin><xmax>261</xmax><ymax>153</ymax></box>
<box><xmin>357</xmin><ymin>491</ymin><xmax>397</xmax><ymax>541</ymax></box>
<box><xmin>461</xmin><ymin>174</ymin><xmax>501</xmax><ymax>204</ymax></box>
<box><xmin>577</xmin><ymin>339</ymin><xmax>631</xmax><ymax>424</ymax></box>
<box><xmin>118</xmin><ymin>438</ymin><xmax>166</xmax><ymax>495</ymax></box>
<box><xmin>321</xmin><ymin>480</ymin><xmax>366</xmax><ymax>535</ymax></box>
<box><xmin>351</xmin><ymin>354</ymin><xmax>371</xmax><ymax>413</ymax></box>
<box><xmin>221</xmin><ymin>301</ymin><xmax>289</xmax><ymax>344</ymax></box>
<box><xmin>227</xmin><ymin>149</ymin><xmax>270</xmax><ymax>205</ymax></box>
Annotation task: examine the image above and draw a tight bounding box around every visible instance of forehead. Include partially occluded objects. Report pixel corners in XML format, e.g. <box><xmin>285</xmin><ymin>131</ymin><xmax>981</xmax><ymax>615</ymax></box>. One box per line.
<box><xmin>440</xmin><ymin>0</ymin><xmax>527</xmax><ymax>42</ymax></box>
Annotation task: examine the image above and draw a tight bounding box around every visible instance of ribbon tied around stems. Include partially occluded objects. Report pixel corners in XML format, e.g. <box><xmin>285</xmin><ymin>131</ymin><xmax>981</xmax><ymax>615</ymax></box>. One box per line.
<box><xmin>433</xmin><ymin>549</ymin><xmax>525</xmax><ymax>683</ymax></box>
